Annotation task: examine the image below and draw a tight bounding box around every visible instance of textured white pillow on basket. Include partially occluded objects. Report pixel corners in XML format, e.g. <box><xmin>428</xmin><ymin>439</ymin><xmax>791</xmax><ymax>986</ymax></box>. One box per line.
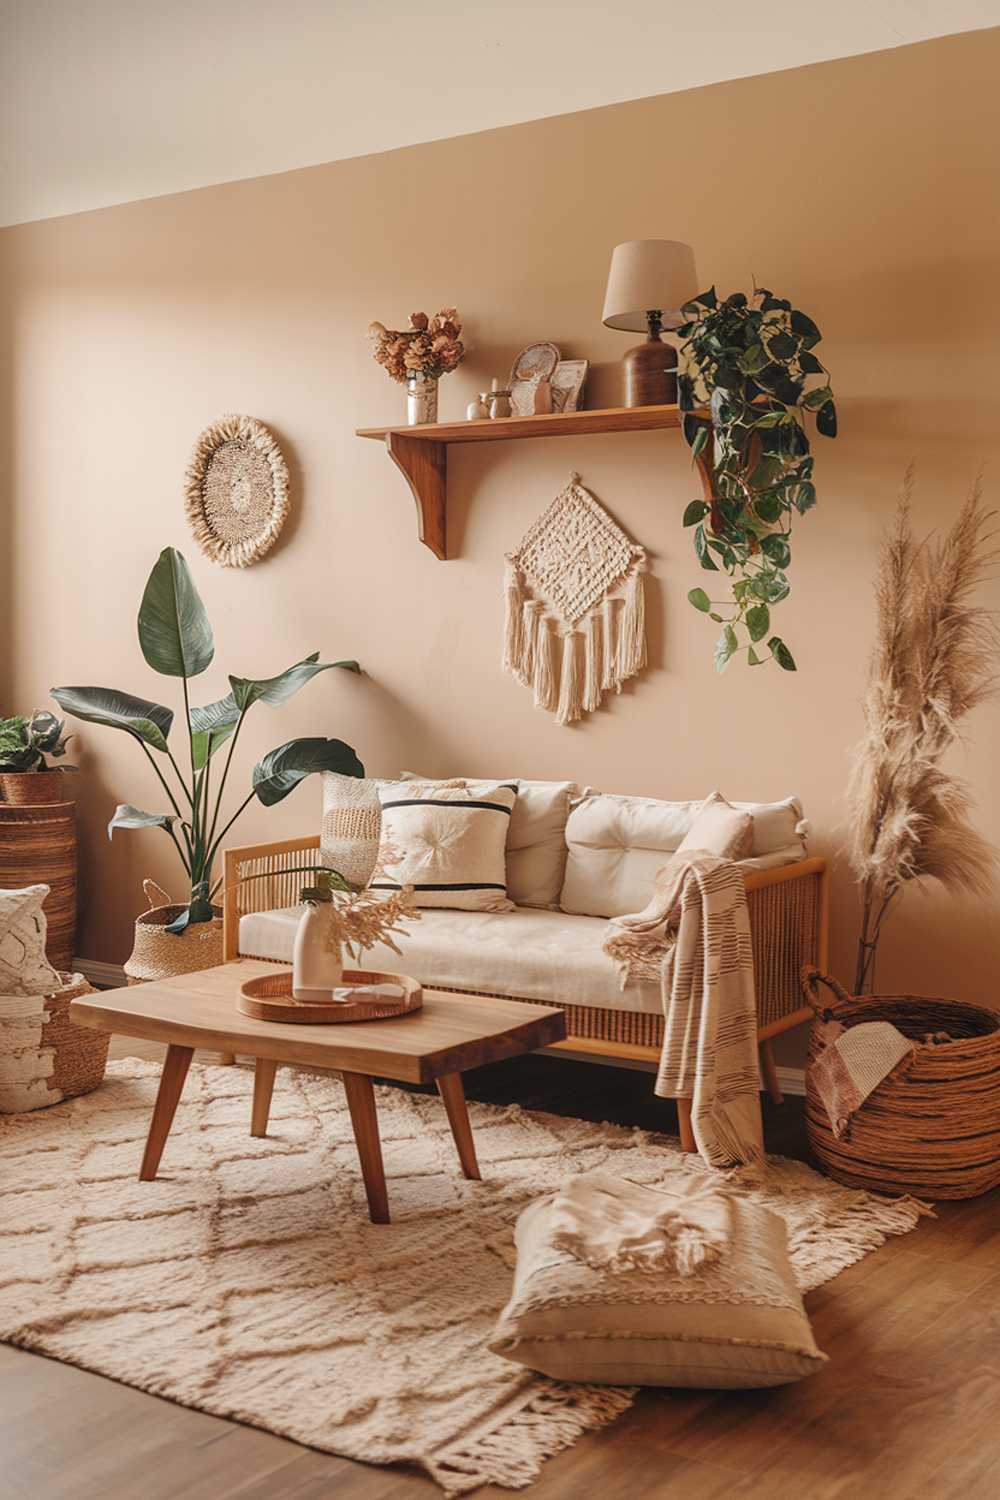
<box><xmin>490</xmin><ymin>1174</ymin><xmax>827</xmax><ymax>1389</ymax></box>
<box><xmin>0</xmin><ymin>885</ymin><xmax>61</xmax><ymax>996</ymax></box>
<box><xmin>400</xmin><ymin>773</ymin><xmax>577</xmax><ymax>909</ymax></box>
<box><xmin>371</xmin><ymin>782</ymin><xmax>517</xmax><ymax>912</ymax></box>
<box><xmin>320</xmin><ymin>773</ymin><xmax>389</xmax><ymax>888</ymax></box>
<box><xmin>560</xmin><ymin>792</ymin><xmax>808</xmax><ymax>919</ymax></box>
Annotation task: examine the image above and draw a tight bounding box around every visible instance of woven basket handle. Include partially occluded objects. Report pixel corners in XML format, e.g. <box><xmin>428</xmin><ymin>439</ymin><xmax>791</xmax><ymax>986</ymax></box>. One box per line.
<box><xmin>800</xmin><ymin>966</ymin><xmax>854</xmax><ymax>1019</ymax></box>
<box><xmin>142</xmin><ymin>878</ymin><xmax>172</xmax><ymax>913</ymax></box>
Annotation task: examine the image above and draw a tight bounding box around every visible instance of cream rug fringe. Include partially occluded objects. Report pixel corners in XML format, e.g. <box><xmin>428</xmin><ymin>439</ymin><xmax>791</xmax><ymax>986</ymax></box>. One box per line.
<box><xmin>0</xmin><ymin>1061</ymin><xmax>932</xmax><ymax>1496</ymax></box>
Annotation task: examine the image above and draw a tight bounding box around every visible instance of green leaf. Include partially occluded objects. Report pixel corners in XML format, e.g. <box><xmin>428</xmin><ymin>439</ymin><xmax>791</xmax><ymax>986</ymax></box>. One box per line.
<box><xmin>754</xmin><ymin>495</ymin><xmax>783</xmax><ymax>525</ymax></box>
<box><xmin>768</xmin><ymin>636</ymin><xmax>797</xmax><ymax>671</ymax></box>
<box><xmin>790</xmin><ymin>309</ymin><xmax>821</xmax><ymax>346</ymax></box>
<box><xmin>252</xmin><ymin>737</ymin><xmax>365</xmax><ymax>808</ymax></box>
<box><xmin>815</xmin><ymin>400</ymin><xmax>838</xmax><ymax>438</ymax></box>
<box><xmin>51</xmin><ymin>685</ymin><xmax>174</xmax><ymax>752</ymax></box>
<box><xmin>714</xmin><ymin>625</ymin><xmax>738</xmax><ymax>674</ymax></box>
<box><xmin>690</xmin><ymin>424</ymin><xmax>709</xmax><ymax>461</ymax></box>
<box><xmin>760</xmin><ymin>534</ymin><xmax>791</xmax><ymax>568</ymax></box>
<box><xmin>767</xmin><ymin>331</ymin><xmax>797</xmax><ymax>361</ymax></box>
<box><xmin>230</xmin><ymin>653</ymin><xmax>361</xmax><ymax>713</ymax></box>
<box><xmin>108</xmin><ymin>804</ymin><xmax>178</xmax><ymax>840</ymax></box>
<box><xmin>737</xmin><ymin>344</ymin><xmax>768</xmax><ymax>374</ymax></box>
<box><xmin>682</xmin><ymin>413</ymin><xmax>704</xmax><ymax>448</ymax></box>
<box><xmin>750</xmin><ymin>573</ymin><xmax>790</xmax><ymax>604</ymax></box>
<box><xmin>747</xmin><ymin>646</ymin><xmax>764</xmax><ymax>666</ymax></box>
<box><xmin>138</xmin><ymin>548</ymin><xmax>214</xmax><ymax>680</ymax></box>
<box><xmin>682</xmin><ymin>499</ymin><xmax>709</xmax><ymax>527</ymax></box>
<box><xmin>746</xmin><ymin>603</ymin><xmax>770</xmax><ymax>642</ymax></box>
<box><xmin>799</xmin><ymin>350</ymin><xmax>824</xmax><ymax>375</ymax></box>
<box><xmin>688</xmin><ymin>588</ymin><xmax>712</xmax><ymax>612</ymax></box>
<box><xmin>802</xmin><ymin>384</ymin><xmax>833</xmax><ymax>410</ymax></box>
<box><xmin>189</xmin><ymin>693</ymin><xmax>241</xmax><ymax>771</ymax></box>
<box><xmin>695</xmin><ymin>286</ymin><xmax>717</xmax><ymax>309</ymax></box>
<box><xmin>794</xmin><ymin>481</ymin><xmax>817</xmax><ymax>514</ymax></box>
<box><xmin>694</xmin><ymin>525</ymin><xmax>719</xmax><ymax>572</ymax></box>
<box><xmin>750</xmin><ymin>455</ymin><xmax>784</xmax><ymax>489</ymax></box>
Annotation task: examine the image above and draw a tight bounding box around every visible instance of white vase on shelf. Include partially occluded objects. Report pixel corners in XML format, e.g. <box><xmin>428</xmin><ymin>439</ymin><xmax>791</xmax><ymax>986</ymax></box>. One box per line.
<box><xmin>406</xmin><ymin>372</ymin><xmax>439</xmax><ymax>426</ymax></box>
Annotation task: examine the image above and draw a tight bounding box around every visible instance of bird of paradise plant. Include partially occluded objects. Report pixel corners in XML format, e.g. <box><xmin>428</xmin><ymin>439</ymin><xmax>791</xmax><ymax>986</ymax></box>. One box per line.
<box><xmin>52</xmin><ymin>548</ymin><xmax>364</xmax><ymax>933</ymax></box>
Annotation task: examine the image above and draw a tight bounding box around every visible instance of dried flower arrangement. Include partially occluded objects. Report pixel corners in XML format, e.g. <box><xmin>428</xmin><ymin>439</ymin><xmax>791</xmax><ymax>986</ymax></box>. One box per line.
<box><xmin>367</xmin><ymin>310</ymin><xmax>465</xmax><ymax>383</ymax></box>
<box><xmin>847</xmin><ymin>475</ymin><xmax>999</xmax><ymax>993</ymax></box>
<box><xmin>324</xmin><ymin>884</ymin><xmax>420</xmax><ymax>964</ymax></box>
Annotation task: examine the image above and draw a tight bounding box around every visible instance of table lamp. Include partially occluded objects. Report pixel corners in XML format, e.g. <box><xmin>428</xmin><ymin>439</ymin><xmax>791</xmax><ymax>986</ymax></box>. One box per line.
<box><xmin>602</xmin><ymin>239</ymin><xmax>697</xmax><ymax>407</ymax></box>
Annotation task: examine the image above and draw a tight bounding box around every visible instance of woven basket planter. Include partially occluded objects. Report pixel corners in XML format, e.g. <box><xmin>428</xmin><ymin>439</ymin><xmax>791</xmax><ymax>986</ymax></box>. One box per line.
<box><xmin>802</xmin><ymin>968</ymin><xmax>1000</xmax><ymax>1199</ymax></box>
<box><xmin>0</xmin><ymin>973</ymin><xmax>108</xmax><ymax>1113</ymax></box>
<box><xmin>0</xmin><ymin>801</ymin><xmax>77</xmax><ymax>970</ymax></box>
<box><xmin>0</xmin><ymin>770</ymin><xmax>68</xmax><ymax>806</ymax></box>
<box><xmin>124</xmin><ymin>880</ymin><xmax>224</xmax><ymax>985</ymax></box>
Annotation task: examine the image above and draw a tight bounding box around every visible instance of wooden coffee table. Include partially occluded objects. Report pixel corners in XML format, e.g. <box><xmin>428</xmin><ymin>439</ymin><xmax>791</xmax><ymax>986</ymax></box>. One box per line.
<box><xmin>69</xmin><ymin>959</ymin><xmax>566</xmax><ymax>1223</ymax></box>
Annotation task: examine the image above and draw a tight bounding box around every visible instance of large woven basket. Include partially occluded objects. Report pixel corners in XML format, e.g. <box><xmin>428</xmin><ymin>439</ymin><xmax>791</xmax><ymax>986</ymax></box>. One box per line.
<box><xmin>124</xmin><ymin>879</ymin><xmax>224</xmax><ymax>985</ymax></box>
<box><xmin>802</xmin><ymin>968</ymin><xmax>1000</xmax><ymax>1199</ymax></box>
<box><xmin>0</xmin><ymin>800</ymin><xmax>77</xmax><ymax>969</ymax></box>
<box><xmin>0</xmin><ymin>973</ymin><xmax>108</xmax><ymax>1113</ymax></box>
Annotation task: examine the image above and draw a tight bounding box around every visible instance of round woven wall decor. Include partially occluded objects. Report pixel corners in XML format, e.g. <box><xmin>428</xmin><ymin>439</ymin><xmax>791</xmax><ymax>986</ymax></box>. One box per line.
<box><xmin>184</xmin><ymin>414</ymin><xmax>290</xmax><ymax>568</ymax></box>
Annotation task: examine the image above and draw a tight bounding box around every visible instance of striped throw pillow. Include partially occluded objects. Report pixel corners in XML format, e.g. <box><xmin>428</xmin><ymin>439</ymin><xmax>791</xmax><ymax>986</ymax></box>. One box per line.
<box><xmin>370</xmin><ymin>783</ymin><xmax>516</xmax><ymax>911</ymax></box>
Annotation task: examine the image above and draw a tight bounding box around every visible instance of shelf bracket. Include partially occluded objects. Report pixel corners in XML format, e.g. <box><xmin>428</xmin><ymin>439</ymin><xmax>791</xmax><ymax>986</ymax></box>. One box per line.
<box><xmin>386</xmin><ymin>431</ymin><xmax>448</xmax><ymax>560</ymax></box>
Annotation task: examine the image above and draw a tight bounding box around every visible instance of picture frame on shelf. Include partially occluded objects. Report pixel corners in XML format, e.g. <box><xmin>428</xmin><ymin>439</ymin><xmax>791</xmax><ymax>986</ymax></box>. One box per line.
<box><xmin>551</xmin><ymin>359</ymin><xmax>589</xmax><ymax>413</ymax></box>
<box><xmin>509</xmin><ymin>341</ymin><xmax>560</xmax><ymax>417</ymax></box>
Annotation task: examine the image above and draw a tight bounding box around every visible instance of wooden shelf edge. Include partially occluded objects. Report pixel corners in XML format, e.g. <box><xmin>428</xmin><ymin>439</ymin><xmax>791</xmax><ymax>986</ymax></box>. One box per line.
<box><xmin>358</xmin><ymin>403</ymin><xmax>712</xmax><ymax>558</ymax></box>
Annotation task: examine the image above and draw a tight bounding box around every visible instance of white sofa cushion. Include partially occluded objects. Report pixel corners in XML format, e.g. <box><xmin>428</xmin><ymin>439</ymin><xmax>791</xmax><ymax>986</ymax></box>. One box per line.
<box><xmin>560</xmin><ymin>793</ymin><xmax>808</xmax><ymax>919</ymax></box>
<box><xmin>239</xmin><ymin>903</ymin><xmax>662</xmax><ymax>1014</ymax></box>
<box><xmin>371</xmin><ymin>782</ymin><xmax>516</xmax><ymax>912</ymax></box>
<box><xmin>401</xmin><ymin>773</ymin><xmax>577</xmax><ymax>909</ymax></box>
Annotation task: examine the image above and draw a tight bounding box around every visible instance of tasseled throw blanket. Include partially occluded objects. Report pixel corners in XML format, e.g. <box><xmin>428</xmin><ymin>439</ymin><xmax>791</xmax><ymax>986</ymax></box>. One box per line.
<box><xmin>546</xmin><ymin>1171</ymin><xmax>733</xmax><ymax>1275</ymax></box>
<box><xmin>604</xmin><ymin>854</ymin><xmax>764</xmax><ymax>1169</ymax></box>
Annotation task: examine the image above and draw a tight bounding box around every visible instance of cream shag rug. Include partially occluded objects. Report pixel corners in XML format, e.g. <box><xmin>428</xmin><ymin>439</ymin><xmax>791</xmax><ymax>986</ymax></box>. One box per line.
<box><xmin>0</xmin><ymin>1061</ymin><xmax>929</xmax><ymax>1494</ymax></box>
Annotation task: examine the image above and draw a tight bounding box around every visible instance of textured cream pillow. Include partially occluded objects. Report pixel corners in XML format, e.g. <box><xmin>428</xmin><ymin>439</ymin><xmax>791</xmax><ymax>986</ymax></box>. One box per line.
<box><xmin>400</xmin><ymin>774</ymin><xmax>576</xmax><ymax>908</ymax></box>
<box><xmin>0</xmin><ymin>885</ymin><xmax>61</xmax><ymax>996</ymax></box>
<box><xmin>371</xmin><ymin>782</ymin><xmax>516</xmax><ymax>911</ymax></box>
<box><xmin>560</xmin><ymin>791</ymin><xmax>807</xmax><ymax>919</ymax></box>
<box><xmin>490</xmin><ymin>1175</ymin><xmax>826</xmax><ymax>1389</ymax></box>
<box><xmin>675</xmin><ymin>790</ymin><xmax>754</xmax><ymax>861</ymax></box>
<box><xmin>320</xmin><ymin>773</ymin><xmax>388</xmax><ymax>888</ymax></box>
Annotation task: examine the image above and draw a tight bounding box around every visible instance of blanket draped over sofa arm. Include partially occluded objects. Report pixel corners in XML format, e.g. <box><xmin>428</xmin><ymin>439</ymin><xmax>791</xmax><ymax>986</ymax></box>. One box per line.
<box><xmin>604</xmin><ymin>854</ymin><xmax>764</xmax><ymax>1168</ymax></box>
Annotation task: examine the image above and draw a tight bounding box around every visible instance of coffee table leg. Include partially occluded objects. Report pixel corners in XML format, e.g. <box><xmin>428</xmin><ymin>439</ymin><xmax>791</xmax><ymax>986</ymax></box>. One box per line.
<box><xmin>341</xmin><ymin>1071</ymin><xmax>390</xmax><ymax>1224</ymax></box>
<box><xmin>436</xmin><ymin>1072</ymin><xmax>481</xmax><ymax>1181</ymax></box>
<box><xmin>139</xmin><ymin>1044</ymin><xmax>194</xmax><ymax>1181</ymax></box>
<box><xmin>251</xmin><ymin>1058</ymin><xmax>277</xmax><ymax>1138</ymax></box>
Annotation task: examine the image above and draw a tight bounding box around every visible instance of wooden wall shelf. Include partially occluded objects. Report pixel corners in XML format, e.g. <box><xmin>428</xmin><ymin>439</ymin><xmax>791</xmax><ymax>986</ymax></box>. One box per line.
<box><xmin>356</xmin><ymin>404</ymin><xmax>711</xmax><ymax>559</ymax></box>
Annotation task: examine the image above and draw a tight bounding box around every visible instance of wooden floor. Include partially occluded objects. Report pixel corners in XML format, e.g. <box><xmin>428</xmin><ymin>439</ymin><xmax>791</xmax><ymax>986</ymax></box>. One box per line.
<box><xmin>3</xmin><ymin>1039</ymin><xmax>998</xmax><ymax>1500</ymax></box>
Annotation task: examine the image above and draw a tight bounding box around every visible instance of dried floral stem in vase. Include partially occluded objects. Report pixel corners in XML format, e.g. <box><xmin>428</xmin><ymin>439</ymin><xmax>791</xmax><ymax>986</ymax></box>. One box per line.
<box><xmin>366</xmin><ymin>310</ymin><xmax>465</xmax><ymax>383</ymax></box>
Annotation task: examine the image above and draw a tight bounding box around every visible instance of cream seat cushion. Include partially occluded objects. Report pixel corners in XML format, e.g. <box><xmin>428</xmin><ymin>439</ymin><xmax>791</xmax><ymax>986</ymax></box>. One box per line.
<box><xmin>560</xmin><ymin>792</ymin><xmax>808</xmax><ymax>919</ymax></box>
<box><xmin>490</xmin><ymin>1174</ymin><xmax>827</xmax><ymax>1388</ymax></box>
<box><xmin>239</xmin><ymin>903</ymin><xmax>663</xmax><ymax>1014</ymax></box>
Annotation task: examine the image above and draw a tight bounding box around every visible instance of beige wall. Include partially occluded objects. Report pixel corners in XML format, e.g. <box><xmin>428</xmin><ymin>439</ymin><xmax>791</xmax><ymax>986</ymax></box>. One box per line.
<box><xmin>2</xmin><ymin>33</ymin><xmax>999</xmax><ymax>1054</ymax></box>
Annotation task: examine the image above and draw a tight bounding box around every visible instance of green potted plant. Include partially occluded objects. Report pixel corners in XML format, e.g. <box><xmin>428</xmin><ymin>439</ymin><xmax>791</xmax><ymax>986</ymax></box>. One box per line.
<box><xmin>52</xmin><ymin>547</ymin><xmax>364</xmax><ymax>982</ymax></box>
<box><xmin>0</xmin><ymin>711</ymin><xmax>74</xmax><ymax>805</ymax></box>
<box><xmin>676</xmin><ymin>286</ymin><xmax>837</xmax><ymax>671</ymax></box>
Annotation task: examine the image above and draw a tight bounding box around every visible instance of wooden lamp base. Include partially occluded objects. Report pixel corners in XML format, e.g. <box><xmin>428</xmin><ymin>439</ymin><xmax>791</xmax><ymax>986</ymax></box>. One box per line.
<box><xmin>623</xmin><ymin>332</ymin><xmax>678</xmax><ymax>408</ymax></box>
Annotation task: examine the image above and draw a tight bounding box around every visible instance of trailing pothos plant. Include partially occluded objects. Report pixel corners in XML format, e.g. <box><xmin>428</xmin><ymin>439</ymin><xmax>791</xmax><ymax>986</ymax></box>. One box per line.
<box><xmin>676</xmin><ymin>286</ymin><xmax>837</xmax><ymax>671</ymax></box>
<box><xmin>52</xmin><ymin>548</ymin><xmax>363</xmax><ymax>933</ymax></box>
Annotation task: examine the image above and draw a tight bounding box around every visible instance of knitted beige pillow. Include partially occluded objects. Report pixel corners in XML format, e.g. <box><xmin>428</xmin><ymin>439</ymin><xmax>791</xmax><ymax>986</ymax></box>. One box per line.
<box><xmin>320</xmin><ymin>773</ymin><xmax>388</xmax><ymax>889</ymax></box>
<box><xmin>370</xmin><ymin>783</ymin><xmax>516</xmax><ymax>912</ymax></box>
<box><xmin>490</xmin><ymin>1175</ymin><xmax>826</xmax><ymax>1389</ymax></box>
<box><xmin>0</xmin><ymin>885</ymin><xmax>61</xmax><ymax>996</ymax></box>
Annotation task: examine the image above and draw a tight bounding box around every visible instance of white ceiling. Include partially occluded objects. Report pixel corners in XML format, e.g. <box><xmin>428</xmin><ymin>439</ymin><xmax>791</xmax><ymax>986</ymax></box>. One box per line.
<box><xmin>2</xmin><ymin>0</ymin><xmax>999</xmax><ymax>227</ymax></box>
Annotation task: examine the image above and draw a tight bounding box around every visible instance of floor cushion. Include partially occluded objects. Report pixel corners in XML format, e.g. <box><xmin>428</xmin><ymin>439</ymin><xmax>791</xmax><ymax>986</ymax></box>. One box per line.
<box><xmin>489</xmin><ymin>1172</ymin><xmax>827</xmax><ymax>1388</ymax></box>
<box><xmin>239</xmin><ymin>903</ymin><xmax>663</xmax><ymax>1014</ymax></box>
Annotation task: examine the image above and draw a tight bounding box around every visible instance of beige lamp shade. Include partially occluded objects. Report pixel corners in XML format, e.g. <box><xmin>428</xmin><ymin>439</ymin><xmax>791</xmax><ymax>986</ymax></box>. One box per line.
<box><xmin>602</xmin><ymin>239</ymin><xmax>698</xmax><ymax>332</ymax></box>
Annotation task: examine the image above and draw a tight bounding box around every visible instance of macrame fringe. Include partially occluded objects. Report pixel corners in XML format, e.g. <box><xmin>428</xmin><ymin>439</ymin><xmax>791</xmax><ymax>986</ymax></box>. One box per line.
<box><xmin>428</xmin><ymin>1383</ymin><xmax>635</xmax><ymax>1496</ymax></box>
<box><xmin>501</xmin><ymin>479</ymin><xmax>649</xmax><ymax>725</ymax></box>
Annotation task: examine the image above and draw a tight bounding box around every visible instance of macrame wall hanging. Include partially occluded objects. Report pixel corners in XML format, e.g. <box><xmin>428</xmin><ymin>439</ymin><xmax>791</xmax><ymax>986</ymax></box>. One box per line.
<box><xmin>184</xmin><ymin>414</ymin><xmax>290</xmax><ymax>568</ymax></box>
<box><xmin>503</xmin><ymin>471</ymin><xmax>647</xmax><ymax>725</ymax></box>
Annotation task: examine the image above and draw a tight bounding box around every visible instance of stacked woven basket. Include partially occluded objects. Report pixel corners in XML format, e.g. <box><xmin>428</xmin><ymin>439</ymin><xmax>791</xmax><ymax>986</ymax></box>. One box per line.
<box><xmin>803</xmin><ymin>969</ymin><xmax>1000</xmax><ymax>1200</ymax></box>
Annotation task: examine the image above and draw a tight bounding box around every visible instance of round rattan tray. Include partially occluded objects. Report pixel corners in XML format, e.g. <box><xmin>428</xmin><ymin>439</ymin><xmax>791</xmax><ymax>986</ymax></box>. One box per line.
<box><xmin>238</xmin><ymin>969</ymin><xmax>422</xmax><ymax>1024</ymax></box>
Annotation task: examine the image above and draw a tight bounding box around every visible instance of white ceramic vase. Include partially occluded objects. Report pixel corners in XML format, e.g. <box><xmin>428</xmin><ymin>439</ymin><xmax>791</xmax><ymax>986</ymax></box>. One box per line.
<box><xmin>406</xmin><ymin>372</ymin><xmax>439</xmax><ymax>425</ymax></box>
<box><xmin>292</xmin><ymin>900</ymin><xmax>343</xmax><ymax>1001</ymax></box>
